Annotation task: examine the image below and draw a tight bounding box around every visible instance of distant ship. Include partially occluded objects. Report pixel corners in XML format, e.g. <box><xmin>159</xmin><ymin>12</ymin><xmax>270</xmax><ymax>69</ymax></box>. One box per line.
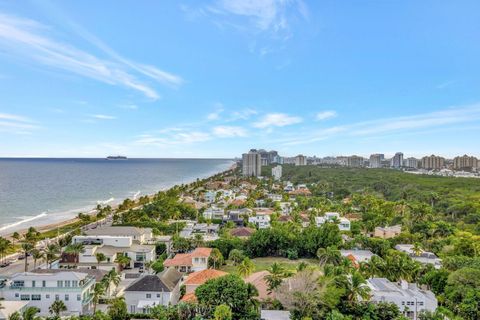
<box><xmin>106</xmin><ymin>155</ymin><xmax>127</xmax><ymax>160</ymax></box>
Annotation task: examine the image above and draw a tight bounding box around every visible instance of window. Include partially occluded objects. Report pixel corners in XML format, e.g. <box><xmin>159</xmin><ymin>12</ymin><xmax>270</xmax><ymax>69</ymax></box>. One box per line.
<box><xmin>31</xmin><ymin>294</ymin><xmax>41</xmax><ymax>301</ymax></box>
<box><xmin>46</xmin><ymin>294</ymin><xmax>50</xmax><ymax>299</ymax></box>
<box><xmin>146</xmin><ymin>293</ymin><xmax>151</xmax><ymax>298</ymax></box>
<box><xmin>13</xmin><ymin>281</ymin><xmax>24</xmax><ymax>287</ymax></box>
<box><xmin>55</xmin><ymin>294</ymin><xmax>60</xmax><ymax>301</ymax></box>
<box><xmin>20</xmin><ymin>294</ymin><xmax>30</xmax><ymax>301</ymax></box>
<box><xmin>77</xmin><ymin>294</ymin><xmax>81</xmax><ymax>301</ymax></box>
<box><xmin>15</xmin><ymin>293</ymin><xmax>19</xmax><ymax>298</ymax></box>
<box><xmin>156</xmin><ymin>294</ymin><xmax>160</xmax><ymax>298</ymax></box>
<box><xmin>65</xmin><ymin>280</ymin><xmax>71</xmax><ymax>287</ymax></box>
<box><xmin>42</xmin><ymin>280</ymin><xmax>46</xmax><ymax>287</ymax></box>
<box><xmin>65</xmin><ymin>294</ymin><xmax>69</xmax><ymax>301</ymax></box>
<box><xmin>402</xmin><ymin>301</ymin><xmax>405</xmax><ymax>305</ymax></box>
<box><xmin>72</xmin><ymin>280</ymin><xmax>78</xmax><ymax>287</ymax></box>
<box><xmin>32</xmin><ymin>280</ymin><xmax>36</xmax><ymax>287</ymax></box>
<box><xmin>418</xmin><ymin>301</ymin><xmax>424</xmax><ymax>306</ymax></box>
<box><xmin>57</xmin><ymin>280</ymin><xmax>63</xmax><ymax>287</ymax></box>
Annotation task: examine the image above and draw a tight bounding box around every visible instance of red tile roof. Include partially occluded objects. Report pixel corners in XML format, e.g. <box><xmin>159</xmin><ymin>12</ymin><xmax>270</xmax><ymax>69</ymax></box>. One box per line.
<box><xmin>184</xmin><ymin>269</ymin><xmax>227</xmax><ymax>285</ymax></box>
<box><xmin>180</xmin><ymin>292</ymin><xmax>197</xmax><ymax>302</ymax></box>
<box><xmin>245</xmin><ymin>271</ymin><xmax>274</xmax><ymax>301</ymax></box>
<box><xmin>164</xmin><ymin>248</ymin><xmax>212</xmax><ymax>267</ymax></box>
<box><xmin>230</xmin><ymin>227</ymin><xmax>255</xmax><ymax>237</ymax></box>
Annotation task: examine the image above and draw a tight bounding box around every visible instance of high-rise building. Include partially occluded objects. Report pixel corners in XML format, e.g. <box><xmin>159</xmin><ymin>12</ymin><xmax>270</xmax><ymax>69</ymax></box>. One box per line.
<box><xmin>346</xmin><ymin>155</ymin><xmax>364</xmax><ymax>168</ymax></box>
<box><xmin>242</xmin><ymin>149</ymin><xmax>262</xmax><ymax>177</ymax></box>
<box><xmin>294</xmin><ymin>154</ymin><xmax>306</xmax><ymax>166</ymax></box>
<box><xmin>403</xmin><ymin>157</ymin><xmax>418</xmax><ymax>169</ymax></box>
<box><xmin>391</xmin><ymin>152</ymin><xmax>404</xmax><ymax>168</ymax></box>
<box><xmin>421</xmin><ymin>155</ymin><xmax>445</xmax><ymax>170</ymax></box>
<box><xmin>272</xmin><ymin>165</ymin><xmax>282</xmax><ymax>180</ymax></box>
<box><xmin>369</xmin><ymin>154</ymin><xmax>383</xmax><ymax>168</ymax></box>
<box><xmin>268</xmin><ymin>150</ymin><xmax>279</xmax><ymax>164</ymax></box>
<box><xmin>453</xmin><ymin>154</ymin><xmax>478</xmax><ymax>170</ymax></box>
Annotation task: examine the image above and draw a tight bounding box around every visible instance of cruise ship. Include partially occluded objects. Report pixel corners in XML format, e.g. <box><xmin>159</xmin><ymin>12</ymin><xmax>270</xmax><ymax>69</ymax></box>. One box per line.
<box><xmin>106</xmin><ymin>155</ymin><xmax>127</xmax><ymax>160</ymax></box>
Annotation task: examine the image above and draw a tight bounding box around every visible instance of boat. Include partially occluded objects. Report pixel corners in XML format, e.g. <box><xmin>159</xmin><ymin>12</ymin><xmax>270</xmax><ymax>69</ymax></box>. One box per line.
<box><xmin>106</xmin><ymin>155</ymin><xmax>127</xmax><ymax>160</ymax></box>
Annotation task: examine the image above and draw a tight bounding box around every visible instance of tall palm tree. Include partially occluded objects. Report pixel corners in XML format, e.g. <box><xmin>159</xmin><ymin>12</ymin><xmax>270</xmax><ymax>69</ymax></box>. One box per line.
<box><xmin>339</xmin><ymin>271</ymin><xmax>371</xmax><ymax>302</ymax></box>
<box><xmin>21</xmin><ymin>242</ymin><xmax>34</xmax><ymax>272</ymax></box>
<box><xmin>0</xmin><ymin>237</ymin><xmax>11</xmax><ymax>264</ymax></box>
<box><xmin>102</xmin><ymin>269</ymin><xmax>121</xmax><ymax>298</ymax></box>
<box><xmin>44</xmin><ymin>243</ymin><xmax>60</xmax><ymax>268</ymax></box>
<box><xmin>209</xmin><ymin>248</ymin><xmax>223</xmax><ymax>269</ymax></box>
<box><xmin>265</xmin><ymin>262</ymin><xmax>293</xmax><ymax>293</ymax></box>
<box><xmin>237</xmin><ymin>257</ymin><xmax>255</xmax><ymax>278</ymax></box>
<box><xmin>12</xmin><ymin>232</ymin><xmax>20</xmax><ymax>246</ymax></box>
<box><xmin>115</xmin><ymin>254</ymin><xmax>131</xmax><ymax>270</ymax></box>
<box><xmin>64</xmin><ymin>243</ymin><xmax>85</xmax><ymax>268</ymax></box>
<box><xmin>30</xmin><ymin>249</ymin><xmax>44</xmax><ymax>269</ymax></box>
<box><xmin>92</xmin><ymin>282</ymin><xmax>106</xmax><ymax>313</ymax></box>
<box><xmin>316</xmin><ymin>246</ymin><xmax>342</xmax><ymax>266</ymax></box>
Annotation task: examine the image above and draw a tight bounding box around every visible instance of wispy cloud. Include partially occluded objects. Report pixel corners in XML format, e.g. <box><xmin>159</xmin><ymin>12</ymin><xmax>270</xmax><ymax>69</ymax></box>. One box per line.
<box><xmin>228</xmin><ymin>108</ymin><xmax>258</xmax><ymax>121</ymax></box>
<box><xmin>213</xmin><ymin>125</ymin><xmax>248</xmax><ymax>137</ymax></box>
<box><xmin>315</xmin><ymin>110</ymin><xmax>337</xmax><ymax>121</ymax></box>
<box><xmin>135</xmin><ymin>130</ymin><xmax>211</xmax><ymax>146</ymax></box>
<box><xmin>436</xmin><ymin>80</ymin><xmax>457</xmax><ymax>89</ymax></box>
<box><xmin>119</xmin><ymin>104</ymin><xmax>138</xmax><ymax>110</ymax></box>
<box><xmin>0</xmin><ymin>12</ymin><xmax>182</xmax><ymax>100</ymax></box>
<box><xmin>253</xmin><ymin>112</ymin><xmax>302</xmax><ymax>128</ymax></box>
<box><xmin>0</xmin><ymin>112</ymin><xmax>39</xmax><ymax>134</ymax></box>
<box><xmin>281</xmin><ymin>104</ymin><xmax>480</xmax><ymax>146</ymax></box>
<box><xmin>207</xmin><ymin>104</ymin><xmax>224</xmax><ymax>121</ymax></box>
<box><xmin>91</xmin><ymin>114</ymin><xmax>117</xmax><ymax>120</ymax></box>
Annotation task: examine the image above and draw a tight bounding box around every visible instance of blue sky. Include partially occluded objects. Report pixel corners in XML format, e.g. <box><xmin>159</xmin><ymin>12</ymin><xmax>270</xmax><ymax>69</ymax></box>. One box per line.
<box><xmin>1</xmin><ymin>0</ymin><xmax>480</xmax><ymax>158</ymax></box>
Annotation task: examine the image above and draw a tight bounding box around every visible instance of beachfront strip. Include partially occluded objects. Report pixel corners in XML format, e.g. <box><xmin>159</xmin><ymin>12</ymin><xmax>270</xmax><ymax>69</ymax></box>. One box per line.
<box><xmin>0</xmin><ymin>166</ymin><xmax>444</xmax><ymax>320</ymax></box>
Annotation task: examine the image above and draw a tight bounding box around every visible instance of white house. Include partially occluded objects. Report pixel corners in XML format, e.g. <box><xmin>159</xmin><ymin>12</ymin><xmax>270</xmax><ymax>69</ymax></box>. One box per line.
<box><xmin>69</xmin><ymin>235</ymin><xmax>156</xmax><ymax>270</ymax></box>
<box><xmin>0</xmin><ymin>270</ymin><xmax>97</xmax><ymax>316</ymax></box>
<box><xmin>248</xmin><ymin>214</ymin><xmax>271</xmax><ymax>229</ymax></box>
<box><xmin>394</xmin><ymin>244</ymin><xmax>442</xmax><ymax>269</ymax></box>
<box><xmin>84</xmin><ymin>226</ymin><xmax>154</xmax><ymax>244</ymax></box>
<box><xmin>203</xmin><ymin>207</ymin><xmax>225</xmax><ymax>220</ymax></box>
<box><xmin>204</xmin><ymin>190</ymin><xmax>217</xmax><ymax>203</ymax></box>
<box><xmin>367</xmin><ymin>278</ymin><xmax>437</xmax><ymax>320</ymax></box>
<box><xmin>124</xmin><ymin>268</ymin><xmax>183</xmax><ymax>314</ymax></box>
<box><xmin>315</xmin><ymin>212</ymin><xmax>351</xmax><ymax>231</ymax></box>
<box><xmin>272</xmin><ymin>165</ymin><xmax>282</xmax><ymax>181</ymax></box>
<box><xmin>340</xmin><ymin>250</ymin><xmax>375</xmax><ymax>265</ymax></box>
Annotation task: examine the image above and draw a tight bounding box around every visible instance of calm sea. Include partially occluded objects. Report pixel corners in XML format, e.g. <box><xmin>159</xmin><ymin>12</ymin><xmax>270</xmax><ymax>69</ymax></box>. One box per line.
<box><xmin>0</xmin><ymin>158</ymin><xmax>233</xmax><ymax>235</ymax></box>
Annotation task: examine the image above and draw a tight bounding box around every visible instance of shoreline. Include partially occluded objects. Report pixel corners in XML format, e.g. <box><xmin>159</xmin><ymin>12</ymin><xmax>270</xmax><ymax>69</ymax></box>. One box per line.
<box><xmin>0</xmin><ymin>161</ymin><xmax>236</xmax><ymax>239</ymax></box>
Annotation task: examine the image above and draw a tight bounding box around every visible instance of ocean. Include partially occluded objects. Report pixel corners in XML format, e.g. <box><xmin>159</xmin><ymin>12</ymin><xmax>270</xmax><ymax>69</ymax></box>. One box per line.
<box><xmin>0</xmin><ymin>158</ymin><xmax>233</xmax><ymax>235</ymax></box>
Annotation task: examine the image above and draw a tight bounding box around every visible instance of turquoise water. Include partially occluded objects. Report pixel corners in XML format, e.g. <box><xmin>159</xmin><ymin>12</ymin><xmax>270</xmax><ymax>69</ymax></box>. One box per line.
<box><xmin>0</xmin><ymin>158</ymin><xmax>233</xmax><ymax>234</ymax></box>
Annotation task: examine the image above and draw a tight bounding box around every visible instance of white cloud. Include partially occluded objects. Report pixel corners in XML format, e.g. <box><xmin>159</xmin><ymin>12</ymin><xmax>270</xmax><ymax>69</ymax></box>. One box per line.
<box><xmin>0</xmin><ymin>112</ymin><xmax>39</xmax><ymax>134</ymax></box>
<box><xmin>228</xmin><ymin>108</ymin><xmax>257</xmax><ymax>121</ymax></box>
<box><xmin>213</xmin><ymin>125</ymin><xmax>247</xmax><ymax>137</ymax></box>
<box><xmin>253</xmin><ymin>112</ymin><xmax>302</xmax><ymax>128</ymax></box>
<box><xmin>0</xmin><ymin>13</ymin><xmax>182</xmax><ymax>100</ymax></box>
<box><xmin>91</xmin><ymin>114</ymin><xmax>116</xmax><ymax>120</ymax></box>
<box><xmin>315</xmin><ymin>110</ymin><xmax>337</xmax><ymax>121</ymax></box>
<box><xmin>119</xmin><ymin>104</ymin><xmax>138</xmax><ymax>110</ymax></box>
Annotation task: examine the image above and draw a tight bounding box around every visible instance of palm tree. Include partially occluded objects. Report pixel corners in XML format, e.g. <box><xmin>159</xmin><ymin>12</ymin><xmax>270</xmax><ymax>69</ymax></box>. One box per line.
<box><xmin>64</xmin><ymin>243</ymin><xmax>85</xmax><ymax>268</ymax></box>
<box><xmin>237</xmin><ymin>257</ymin><xmax>255</xmax><ymax>278</ymax></box>
<box><xmin>339</xmin><ymin>271</ymin><xmax>371</xmax><ymax>302</ymax></box>
<box><xmin>95</xmin><ymin>252</ymin><xmax>107</xmax><ymax>268</ymax></box>
<box><xmin>228</xmin><ymin>249</ymin><xmax>244</xmax><ymax>266</ymax></box>
<box><xmin>30</xmin><ymin>249</ymin><xmax>44</xmax><ymax>269</ymax></box>
<box><xmin>102</xmin><ymin>269</ymin><xmax>121</xmax><ymax>298</ymax></box>
<box><xmin>209</xmin><ymin>248</ymin><xmax>224</xmax><ymax>269</ymax></box>
<box><xmin>316</xmin><ymin>246</ymin><xmax>342</xmax><ymax>266</ymax></box>
<box><xmin>92</xmin><ymin>282</ymin><xmax>106</xmax><ymax>313</ymax></box>
<box><xmin>8</xmin><ymin>311</ymin><xmax>21</xmax><ymax>320</ymax></box>
<box><xmin>115</xmin><ymin>254</ymin><xmax>131</xmax><ymax>270</ymax></box>
<box><xmin>0</xmin><ymin>237</ymin><xmax>11</xmax><ymax>264</ymax></box>
<box><xmin>49</xmin><ymin>300</ymin><xmax>67</xmax><ymax>318</ymax></box>
<box><xmin>265</xmin><ymin>262</ymin><xmax>293</xmax><ymax>293</ymax></box>
<box><xmin>22</xmin><ymin>306</ymin><xmax>40</xmax><ymax>320</ymax></box>
<box><xmin>412</xmin><ymin>243</ymin><xmax>422</xmax><ymax>256</ymax></box>
<box><xmin>12</xmin><ymin>232</ymin><xmax>20</xmax><ymax>246</ymax></box>
<box><xmin>21</xmin><ymin>242</ymin><xmax>34</xmax><ymax>272</ymax></box>
<box><xmin>44</xmin><ymin>243</ymin><xmax>60</xmax><ymax>268</ymax></box>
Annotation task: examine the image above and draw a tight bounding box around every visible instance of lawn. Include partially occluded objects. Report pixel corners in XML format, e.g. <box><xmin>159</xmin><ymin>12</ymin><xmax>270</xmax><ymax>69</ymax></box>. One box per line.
<box><xmin>220</xmin><ymin>257</ymin><xmax>318</xmax><ymax>274</ymax></box>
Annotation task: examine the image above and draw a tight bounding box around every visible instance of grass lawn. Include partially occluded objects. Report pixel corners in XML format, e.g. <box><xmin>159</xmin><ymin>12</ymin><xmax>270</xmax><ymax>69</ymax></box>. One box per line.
<box><xmin>220</xmin><ymin>257</ymin><xmax>318</xmax><ymax>275</ymax></box>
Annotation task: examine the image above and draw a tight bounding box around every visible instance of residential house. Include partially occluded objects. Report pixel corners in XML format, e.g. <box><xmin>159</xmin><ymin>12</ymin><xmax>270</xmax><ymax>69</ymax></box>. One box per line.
<box><xmin>124</xmin><ymin>267</ymin><xmax>183</xmax><ymax>313</ymax></box>
<box><xmin>340</xmin><ymin>250</ymin><xmax>375</xmax><ymax>267</ymax></box>
<box><xmin>179</xmin><ymin>223</ymin><xmax>219</xmax><ymax>242</ymax></box>
<box><xmin>367</xmin><ymin>278</ymin><xmax>437</xmax><ymax>320</ymax></box>
<box><xmin>69</xmin><ymin>235</ymin><xmax>156</xmax><ymax>270</ymax></box>
<box><xmin>0</xmin><ymin>270</ymin><xmax>97</xmax><ymax>316</ymax></box>
<box><xmin>230</xmin><ymin>227</ymin><xmax>255</xmax><ymax>238</ymax></box>
<box><xmin>394</xmin><ymin>245</ymin><xmax>442</xmax><ymax>269</ymax></box>
<box><xmin>155</xmin><ymin>236</ymin><xmax>173</xmax><ymax>255</ymax></box>
<box><xmin>163</xmin><ymin>248</ymin><xmax>212</xmax><ymax>273</ymax></box>
<box><xmin>248</xmin><ymin>214</ymin><xmax>271</xmax><ymax>229</ymax></box>
<box><xmin>315</xmin><ymin>212</ymin><xmax>351</xmax><ymax>231</ymax></box>
<box><xmin>203</xmin><ymin>207</ymin><xmax>225</xmax><ymax>220</ymax></box>
<box><xmin>180</xmin><ymin>269</ymin><xmax>228</xmax><ymax>302</ymax></box>
<box><xmin>84</xmin><ymin>226</ymin><xmax>154</xmax><ymax>244</ymax></box>
<box><xmin>374</xmin><ymin>225</ymin><xmax>402</xmax><ymax>239</ymax></box>
<box><xmin>261</xmin><ymin>310</ymin><xmax>291</xmax><ymax>320</ymax></box>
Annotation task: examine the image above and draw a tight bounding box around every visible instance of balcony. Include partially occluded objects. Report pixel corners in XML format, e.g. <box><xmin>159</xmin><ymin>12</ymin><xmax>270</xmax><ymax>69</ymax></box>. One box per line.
<box><xmin>6</xmin><ymin>277</ymin><xmax>95</xmax><ymax>292</ymax></box>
